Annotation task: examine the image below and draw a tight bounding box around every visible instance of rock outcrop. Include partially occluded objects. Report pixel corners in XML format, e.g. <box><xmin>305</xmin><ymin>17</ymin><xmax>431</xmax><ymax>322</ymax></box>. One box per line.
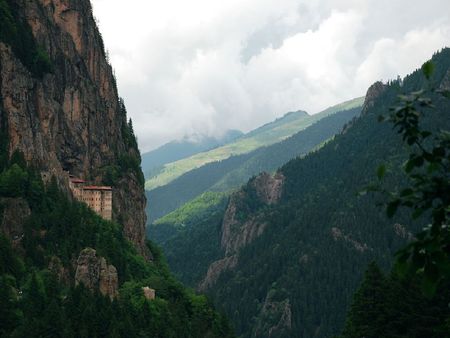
<box><xmin>361</xmin><ymin>81</ymin><xmax>387</xmax><ymax>115</ymax></box>
<box><xmin>0</xmin><ymin>0</ymin><xmax>149</xmax><ymax>257</ymax></box>
<box><xmin>393</xmin><ymin>223</ymin><xmax>415</xmax><ymax>241</ymax></box>
<box><xmin>331</xmin><ymin>227</ymin><xmax>371</xmax><ymax>253</ymax></box>
<box><xmin>253</xmin><ymin>293</ymin><xmax>292</xmax><ymax>338</ymax></box>
<box><xmin>200</xmin><ymin>172</ymin><xmax>284</xmax><ymax>291</ymax></box>
<box><xmin>0</xmin><ymin>197</ymin><xmax>30</xmax><ymax>242</ymax></box>
<box><xmin>75</xmin><ymin>248</ymin><xmax>118</xmax><ymax>299</ymax></box>
<box><xmin>48</xmin><ymin>256</ymin><xmax>71</xmax><ymax>285</ymax></box>
<box><xmin>252</xmin><ymin>172</ymin><xmax>284</xmax><ymax>205</ymax></box>
<box><xmin>198</xmin><ymin>255</ymin><xmax>237</xmax><ymax>292</ymax></box>
<box><xmin>221</xmin><ymin>172</ymin><xmax>283</xmax><ymax>256</ymax></box>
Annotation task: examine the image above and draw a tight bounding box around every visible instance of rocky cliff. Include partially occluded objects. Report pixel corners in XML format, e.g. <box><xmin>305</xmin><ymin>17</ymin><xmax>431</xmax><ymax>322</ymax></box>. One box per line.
<box><xmin>75</xmin><ymin>248</ymin><xmax>119</xmax><ymax>299</ymax></box>
<box><xmin>199</xmin><ymin>172</ymin><xmax>284</xmax><ymax>291</ymax></box>
<box><xmin>0</xmin><ymin>0</ymin><xmax>149</xmax><ymax>257</ymax></box>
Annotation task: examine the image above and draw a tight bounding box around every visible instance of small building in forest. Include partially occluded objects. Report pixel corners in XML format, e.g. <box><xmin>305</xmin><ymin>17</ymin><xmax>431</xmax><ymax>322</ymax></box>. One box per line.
<box><xmin>142</xmin><ymin>287</ymin><xmax>156</xmax><ymax>300</ymax></box>
<box><xmin>69</xmin><ymin>176</ymin><xmax>112</xmax><ymax>220</ymax></box>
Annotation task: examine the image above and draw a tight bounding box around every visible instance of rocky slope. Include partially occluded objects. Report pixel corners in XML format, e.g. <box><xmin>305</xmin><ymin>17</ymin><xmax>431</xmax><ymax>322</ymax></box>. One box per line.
<box><xmin>74</xmin><ymin>248</ymin><xmax>118</xmax><ymax>299</ymax></box>
<box><xmin>0</xmin><ymin>0</ymin><xmax>148</xmax><ymax>257</ymax></box>
<box><xmin>199</xmin><ymin>172</ymin><xmax>283</xmax><ymax>291</ymax></box>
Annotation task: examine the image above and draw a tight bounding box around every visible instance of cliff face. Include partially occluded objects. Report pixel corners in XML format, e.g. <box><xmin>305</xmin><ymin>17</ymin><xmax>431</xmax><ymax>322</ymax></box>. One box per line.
<box><xmin>0</xmin><ymin>0</ymin><xmax>149</xmax><ymax>257</ymax></box>
<box><xmin>75</xmin><ymin>248</ymin><xmax>119</xmax><ymax>299</ymax></box>
<box><xmin>199</xmin><ymin>172</ymin><xmax>284</xmax><ymax>291</ymax></box>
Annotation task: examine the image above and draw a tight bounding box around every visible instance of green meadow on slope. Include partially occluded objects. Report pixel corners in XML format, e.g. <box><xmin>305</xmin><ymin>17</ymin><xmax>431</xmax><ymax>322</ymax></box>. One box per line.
<box><xmin>145</xmin><ymin>97</ymin><xmax>364</xmax><ymax>191</ymax></box>
<box><xmin>146</xmin><ymin>106</ymin><xmax>362</xmax><ymax>222</ymax></box>
<box><xmin>141</xmin><ymin>130</ymin><xmax>243</xmax><ymax>179</ymax></box>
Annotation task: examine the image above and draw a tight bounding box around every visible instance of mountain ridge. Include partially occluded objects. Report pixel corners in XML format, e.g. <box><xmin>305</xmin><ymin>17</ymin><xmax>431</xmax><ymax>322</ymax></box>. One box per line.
<box><xmin>146</xmin><ymin>105</ymin><xmax>361</xmax><ymax>222</ymax></box>
<box><xmin>144</xmin><ymin>96</ymin><xmax>364</xmax><ymax>191</ymax></box>
<box><xmin>141</xmin><ymin>129</ymin><xmax>243</xmax><ymax>179</ymax></box>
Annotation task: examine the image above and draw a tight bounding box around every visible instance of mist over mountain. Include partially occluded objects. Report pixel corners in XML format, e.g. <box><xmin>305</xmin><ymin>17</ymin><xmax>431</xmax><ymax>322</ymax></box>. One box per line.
<box><xmin>142</xmin><ymin>129</ymin><xmax>243</xmax><ymax>178</ymax></box>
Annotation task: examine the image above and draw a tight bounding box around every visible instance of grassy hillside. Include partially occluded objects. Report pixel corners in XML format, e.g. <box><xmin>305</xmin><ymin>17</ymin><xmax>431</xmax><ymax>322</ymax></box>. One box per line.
<box><xmin>145</xmin><ymin>97</ymin><xmax>364</xmax><ymax>190</ymax></box>
<box><xmin>146</xmin><ymin>106</ymin><xmax>361</xmax><ymax>222</ymax></box>
<box><xmin>149</xmin><ymin>191</ymin><xmax>229</xmax><ymax>244</ymax></box>
<box><xmin>141</xmin><ymin>130</ymin><xmax>243</xmax><ymax>179</ymax></box>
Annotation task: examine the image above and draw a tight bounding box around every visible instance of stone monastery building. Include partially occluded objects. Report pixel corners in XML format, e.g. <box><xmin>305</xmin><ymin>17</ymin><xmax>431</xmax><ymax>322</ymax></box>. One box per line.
<box><xmin>68</xmin><ymin>176</ymin><xmax>112</xmax><ymax>220</ymax></box>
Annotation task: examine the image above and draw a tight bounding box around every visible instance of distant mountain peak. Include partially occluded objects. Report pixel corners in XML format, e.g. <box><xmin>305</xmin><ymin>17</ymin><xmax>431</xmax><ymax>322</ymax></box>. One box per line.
<box><xmin>282</xmin><ymin>110</ymin><xmax>309</xmax><ymax>118</ymax></box>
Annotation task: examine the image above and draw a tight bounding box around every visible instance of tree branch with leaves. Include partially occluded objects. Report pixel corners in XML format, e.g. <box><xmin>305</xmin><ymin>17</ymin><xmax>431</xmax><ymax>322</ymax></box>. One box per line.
<box><xmin>377</xmin><ymin>61</ymin><xmax>450</xmax><ymax>296</ymax></box>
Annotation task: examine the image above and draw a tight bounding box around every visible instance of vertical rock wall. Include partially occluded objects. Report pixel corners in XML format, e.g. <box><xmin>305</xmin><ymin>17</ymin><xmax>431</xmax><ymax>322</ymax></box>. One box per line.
<box><xmin>0</xmin><ymin>0</ymin><xmax>149</xmax><ymax>257</ymax></box>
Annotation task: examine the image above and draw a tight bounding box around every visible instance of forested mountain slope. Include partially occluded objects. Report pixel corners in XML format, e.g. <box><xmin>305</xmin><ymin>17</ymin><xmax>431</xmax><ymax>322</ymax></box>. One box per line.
<box><xmin>145</xmin><ymin>97</ymin><xmax>364</xmax><ymax>191</ymax></box>
<box><xmin>0</xmin><ymin>0</ymin><xmax>233</xmax><ymax>336</ymax></box>
<box><xmin>146</xmin><ymin>106</ymin><xmax>361</xmax><ymax>222</ymax></box>
<box><xmin>154</xmin><ymin>49</ymin><xmax>450</xmax><ymax>338</ymax></box>
<box><xmin>141</xmin><ymin>129</ymin><xmax>243</xmax><ymax>179</ymax></box>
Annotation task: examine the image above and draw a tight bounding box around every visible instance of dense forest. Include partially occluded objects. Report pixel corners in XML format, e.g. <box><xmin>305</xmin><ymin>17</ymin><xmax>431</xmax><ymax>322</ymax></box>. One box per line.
<box><xmin>0</xmin><ymin>124</ymin><xmax>233</xmax><ymax>338</ymax></box>
<box><xmin>147</xmin><ymin>107</ymin><xmax>361</xmax><ymax>222</ymax></box>
<box><xmin>153</xmin><ymin>49</ymin><xmax>450</xmax><ymax>337</ymax></box>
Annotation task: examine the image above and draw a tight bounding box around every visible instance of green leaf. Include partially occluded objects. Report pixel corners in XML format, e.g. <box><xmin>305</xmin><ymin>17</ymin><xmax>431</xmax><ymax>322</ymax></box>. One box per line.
<box><xmin>421</xmin><ymin>61</ymin><xmax>434</xmax><ymax>80</ymax></box>
<box><xmin>404</xmin><ymin>155</ymin><xmax>424</xmax><ymax>172</ymax></box>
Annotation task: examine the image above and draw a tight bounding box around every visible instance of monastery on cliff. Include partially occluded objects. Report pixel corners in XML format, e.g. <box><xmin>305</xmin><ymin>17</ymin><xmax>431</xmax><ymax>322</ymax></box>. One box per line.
<box><xmin>68</xmin><ymin>176</ymin><xmax>112</xmax><ymax>220</ymax></box>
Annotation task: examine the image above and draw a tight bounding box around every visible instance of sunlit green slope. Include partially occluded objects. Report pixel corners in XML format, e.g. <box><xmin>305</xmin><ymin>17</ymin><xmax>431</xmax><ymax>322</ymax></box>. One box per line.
<box><xmin>145</xmin><ymin>97</ymin><xmax>364</xmax><ymax>190</ymax></box>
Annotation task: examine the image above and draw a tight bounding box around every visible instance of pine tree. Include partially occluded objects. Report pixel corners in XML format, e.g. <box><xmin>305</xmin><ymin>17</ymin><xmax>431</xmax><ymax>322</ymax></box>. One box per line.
<box><xmin>341</xmin><ymin>263</ymin><xmax>388</xmax><ymax>338</ymax></box>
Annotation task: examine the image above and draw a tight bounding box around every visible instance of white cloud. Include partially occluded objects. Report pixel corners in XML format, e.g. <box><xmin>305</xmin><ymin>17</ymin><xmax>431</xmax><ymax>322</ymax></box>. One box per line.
<box><xmin>91</xmin><ymin>0</ymin><xmax>450</xmax><ymax>152</ymax></box>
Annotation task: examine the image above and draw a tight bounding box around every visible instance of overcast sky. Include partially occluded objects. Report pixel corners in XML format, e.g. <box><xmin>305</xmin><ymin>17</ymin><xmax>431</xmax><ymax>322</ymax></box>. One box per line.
<box><xmin>91</xmin><ymin>0</ymin><xmax>450</xmax><ymax>152</ymax></box>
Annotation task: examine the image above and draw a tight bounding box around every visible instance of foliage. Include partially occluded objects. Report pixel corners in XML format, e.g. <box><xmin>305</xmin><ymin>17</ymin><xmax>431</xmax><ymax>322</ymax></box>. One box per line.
<box><xmin>378</xmin><ymin>79</ymin><xmax>450</xmax><ymax>296</ymax></box>
<box><xmin>340</xmin><ymin>55</ymin><xmax>450</xmax><ymax>338</ymax></box>
<box><xmin>0</xmin><ymin>0</ymin><xmax>52</xmax><ymax>78</ymax></box>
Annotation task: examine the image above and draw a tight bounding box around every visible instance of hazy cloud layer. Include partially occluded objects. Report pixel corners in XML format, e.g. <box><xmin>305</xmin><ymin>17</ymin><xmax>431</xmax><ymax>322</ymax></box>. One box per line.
<box><xmin>92</xmin><ymin>0</ymin><xmax>450</xmax><ymax>151</ymax></box>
